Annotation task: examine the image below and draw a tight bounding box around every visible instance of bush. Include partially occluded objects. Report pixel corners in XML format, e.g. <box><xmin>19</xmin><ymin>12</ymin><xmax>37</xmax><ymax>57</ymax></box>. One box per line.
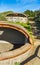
<box><xmin>34</xmin><ymin>11</ymin><xmax>40</xmax><ymax>29</ymax></box>
<box><xmin>16</xmin><ymin>22</ymin><xmax>31</xmax><ymax>32</ymax></box>
<box><xmin>35</xmin><ymin>11</ymin><xmax>40</xmax><ymax>22</ymax></box>
<box><xmin>6</xmin><ymin>21</ymin><xmax>32</xmax><ymax>35</ymax></box>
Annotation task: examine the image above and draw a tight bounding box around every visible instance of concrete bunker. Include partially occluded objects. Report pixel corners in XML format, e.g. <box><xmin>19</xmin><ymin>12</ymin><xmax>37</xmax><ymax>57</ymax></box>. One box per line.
<box><xmin>0</xmin><ymin>23</ymin><xmax>33</xmax><ymax>63</ymax></box>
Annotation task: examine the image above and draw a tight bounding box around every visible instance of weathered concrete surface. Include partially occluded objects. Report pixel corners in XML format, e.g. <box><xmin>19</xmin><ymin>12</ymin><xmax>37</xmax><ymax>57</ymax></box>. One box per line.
<box><xmin>0</xmin><ymin>22</ymin><xmax>33</xmax><ymax>65</ymax></box>
<box><xmin>0</xmin><ymin>44</ymin><xmax>33</xmax><ymax>65</ymax></box>
<box><xmin>0</xmin><ymin>41</ymin><xmax>13</xmax><ymax>53</ymax></box>
<box><xmin>24</xmin><ymin>39</ymin><xmax>40</xmax><ymax>65</ymax></box>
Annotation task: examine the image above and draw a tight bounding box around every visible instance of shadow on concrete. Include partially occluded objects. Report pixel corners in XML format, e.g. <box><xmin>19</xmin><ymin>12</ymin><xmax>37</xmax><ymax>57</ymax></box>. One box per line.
<box><xmin>20</xmin><ymin>45</ymin><xmax>40</xmax><ymax>65</ymax></box>
<box><xmin>0</xmin><ymin>27</ymin><xmax>29</xmax><ymax>50</ymax></box>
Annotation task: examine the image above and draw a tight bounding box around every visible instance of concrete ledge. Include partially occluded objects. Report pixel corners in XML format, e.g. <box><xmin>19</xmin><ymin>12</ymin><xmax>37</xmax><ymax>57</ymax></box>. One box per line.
<box><xmin>0</xmin><ymin>23</ymin><xmax>33</xmax><ymax>62</ymax></box>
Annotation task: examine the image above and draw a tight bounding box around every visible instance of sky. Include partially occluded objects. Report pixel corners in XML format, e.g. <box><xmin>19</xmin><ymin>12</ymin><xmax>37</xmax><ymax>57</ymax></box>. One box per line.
<box><xmin>0</xmin><ymin>0</ymin><xmax>40</xmax><ymax>13</ymax></box>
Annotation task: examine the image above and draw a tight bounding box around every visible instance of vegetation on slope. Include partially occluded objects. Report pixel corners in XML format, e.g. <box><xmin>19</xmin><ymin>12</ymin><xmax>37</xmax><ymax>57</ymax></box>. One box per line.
<box><xmin>24</xmin><ymin>10</ymin><xmax>35</xmax><ymax>17</ymax></box>
<box><xmin>15</xmin><ymin>62</ymin><xmax>20</xmax><ymax>65</ymax></box>
<box><xmin>0</xmin><ymin>10</ymin><xmax>40</xmax><ymax>21</ymax></box>
<box><xmin>34</xmin><ymin>10</ymin><xmax>40</xmax><ymax>30</ymax></box>
<box><xmin>0</xmin><ymin>11</ymin><xmax>13</xmax><ymax>21</ymax></box>
<box><xmin>1</xmin><ymin>11</ymin><xmax>13</xmax><ymax>16</ymax></box>
<box><xmin>35</xmin><ymin>10</ymin><xmax>40</xmax><ymax>22</ymax></box>
<box><xmin>24</xmin><ymin>9</ymin><xmax>40</xmax><ymax>21</ymax></box>
<box><xmin>6</xmin><ymin>21</ymin><xmax>32</xmax><ymax>35</ymax></box>
<box><xmin>0</xmin><ymin>14</ymin><xmax>7</xmax><ymax>21</ymax></box>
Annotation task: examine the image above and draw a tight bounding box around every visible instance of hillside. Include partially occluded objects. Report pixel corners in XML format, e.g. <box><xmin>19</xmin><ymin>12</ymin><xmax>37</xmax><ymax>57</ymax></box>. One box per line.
<box><xmin>1</xmin><ymin>11</ymin><xmax>13</xmax><ymax>16</ymax></box>
<box><xmin>0</xmin><ymin>11</ymin><xmax>13</xmax><ymax>21</ymax></box>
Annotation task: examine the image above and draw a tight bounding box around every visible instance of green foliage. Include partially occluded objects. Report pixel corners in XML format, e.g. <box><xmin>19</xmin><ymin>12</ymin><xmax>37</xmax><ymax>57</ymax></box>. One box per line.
<box><xmin>0</xmin><ymin>10</ymin><xmax>40</xmax><ymax>21</ymax></box>
<box><xmin>0</xmin><ymin>11</ymin><xmax>13</xmax><ymax>21</ymax></box>
<box><xmin>34</xmin><ymin>10</ymin><xmax>40</xmax><ymax>29</ymax></box>
<box><xmin>15</xmin><ymin>22</ymin><xmax>31</xmax><ymax>32</ymax></box>
<box><xmin>0</xmin><ymin>11</ymin><xmax>13</xmax><ymax>16</ymax></box>
<box><xmin>0</xmin><ymin>14</ymin><xmax>7</xmax><ymax>21</ymax></box>
<box><xmin>6</xmin><ymin>21</ymin><xmax>32</xmax><ymax>35</ymax></box>
<box><xmin>24</xmin><ymin>9</ymin><xmax>40</xmax><ymax>19</ymax></box>
<box><xmin>14</xmin><ymin>62</ymin><xmax>20</xmax><ymax>65</ymax></box>
<box><xmin>24</xmin><ymin>10</ymin><xmax>35</xmax><ymax>17</ymax></box>
<box><xmin>35</xmin><ymin>10</ymin><xmax>40</xmax><ymax>22</ymax></box>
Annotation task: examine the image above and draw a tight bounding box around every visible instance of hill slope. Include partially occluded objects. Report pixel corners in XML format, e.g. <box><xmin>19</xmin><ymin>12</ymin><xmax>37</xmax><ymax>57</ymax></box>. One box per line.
<box><xmin>0</xmin><ymin>11</ymin><xmax>13</xmax><ymax>21</ymax></box>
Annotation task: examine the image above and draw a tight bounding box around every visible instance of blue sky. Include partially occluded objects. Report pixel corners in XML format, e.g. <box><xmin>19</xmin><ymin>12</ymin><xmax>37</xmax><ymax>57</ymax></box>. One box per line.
<box><xmin>0</xmin><ymin>0</ymin><xmax>40</xmax><ymax>12</ymax></box>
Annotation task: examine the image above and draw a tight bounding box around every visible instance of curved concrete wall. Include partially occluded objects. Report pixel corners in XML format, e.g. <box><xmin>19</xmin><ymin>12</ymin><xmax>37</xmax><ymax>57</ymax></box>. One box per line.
<box><xmin>0</xmin><ymin>27</ymin><xmax>28</xmax><ymax>44</ymax></box>
<box><xmin>0</xmin><ymin>27</ymin><xmax>28</xmax><ymax>49</ymax></box>
<box><xmin>0</xmin><ymin>23</ymin><xmax>33</xmax><ymax>65</ymax></box>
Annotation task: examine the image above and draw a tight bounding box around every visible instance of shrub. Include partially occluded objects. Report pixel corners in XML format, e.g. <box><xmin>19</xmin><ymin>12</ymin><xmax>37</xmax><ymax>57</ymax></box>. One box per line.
<box><xmin>34</xmin><ymin>11</ymin><xmax>40</xmax><ymax>29</ymax></box>
<box><xmin>6</xmin><ymin>21</ymin><xmax>32</xmax><ymax>35</ymax></box>
<box><xmin>35</xmin><ymin>11</ymin><xmax>40</xmax><ymax>22</ymax></box>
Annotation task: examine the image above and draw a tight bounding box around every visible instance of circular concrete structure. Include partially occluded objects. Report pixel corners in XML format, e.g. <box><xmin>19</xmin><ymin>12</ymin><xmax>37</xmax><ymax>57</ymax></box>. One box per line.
<box><xmin>0</xmin><ymin>23</ymin><xmax>33</xmax><ymax>65</ymax></box>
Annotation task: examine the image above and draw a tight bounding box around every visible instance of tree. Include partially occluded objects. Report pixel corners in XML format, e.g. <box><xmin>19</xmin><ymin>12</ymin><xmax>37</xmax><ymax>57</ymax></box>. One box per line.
<box><xmin>35</xmin><ymin>10</ymin><xmax>40</xmax><ymax>22</ymax></box>
<box><xmin>34</xmin><ymin>10</ymin><xmax>40</xmax><ymax>30</ymax></box>
<box><xmin>24</xmin><ymin>10</ymin><xmax>35</xmax><ymax>17</ymax></box>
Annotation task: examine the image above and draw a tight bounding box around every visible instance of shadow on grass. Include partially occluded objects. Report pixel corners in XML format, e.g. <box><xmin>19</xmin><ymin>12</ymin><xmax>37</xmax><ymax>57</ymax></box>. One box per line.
<box><xmin>20</xmin><ymin>45</ymin><xmax>40</xmax><ymax>65</ymax></box>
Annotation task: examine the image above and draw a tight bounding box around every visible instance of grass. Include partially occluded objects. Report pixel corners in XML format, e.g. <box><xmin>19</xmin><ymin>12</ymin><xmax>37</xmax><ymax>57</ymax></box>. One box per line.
<box><xmin>0</xmin><ymin>11</ymin><xmax>13</xmax><ymax>21</ymax></box>
<box><xmin>5</xmin><ymin>21</ymin><xmax>32</xmax><ymax>35</ymax></box>
<box><xmin>14</xmin><ymin>62</ymin><xmax>20</xmax><ymax>65</ymax></box>
<box><xmin>6</xmin><ymin>21</ymin><xmax>32</xmax><ymax>35</ymax></box>
<box><xmin>0</xmin><ymin>14</ymin><xmax>7</xmax><ymax>21</ymax></box>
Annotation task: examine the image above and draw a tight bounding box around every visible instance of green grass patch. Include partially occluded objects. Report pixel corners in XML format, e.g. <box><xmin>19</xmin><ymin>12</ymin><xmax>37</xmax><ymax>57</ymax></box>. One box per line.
<box><xmin>5</xmin><ymin>21</ymin><xmax>32</xmax><ymax>35</ymax></box>
<box><xmin>0</xmin><ymin>14</ymin><xmax>7</xmax><ymax>21</ymax></box>
<box><xmin>14</xmin><ymin>62</ymin><xmax>20</xmax><ymax>65</ymax></box>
